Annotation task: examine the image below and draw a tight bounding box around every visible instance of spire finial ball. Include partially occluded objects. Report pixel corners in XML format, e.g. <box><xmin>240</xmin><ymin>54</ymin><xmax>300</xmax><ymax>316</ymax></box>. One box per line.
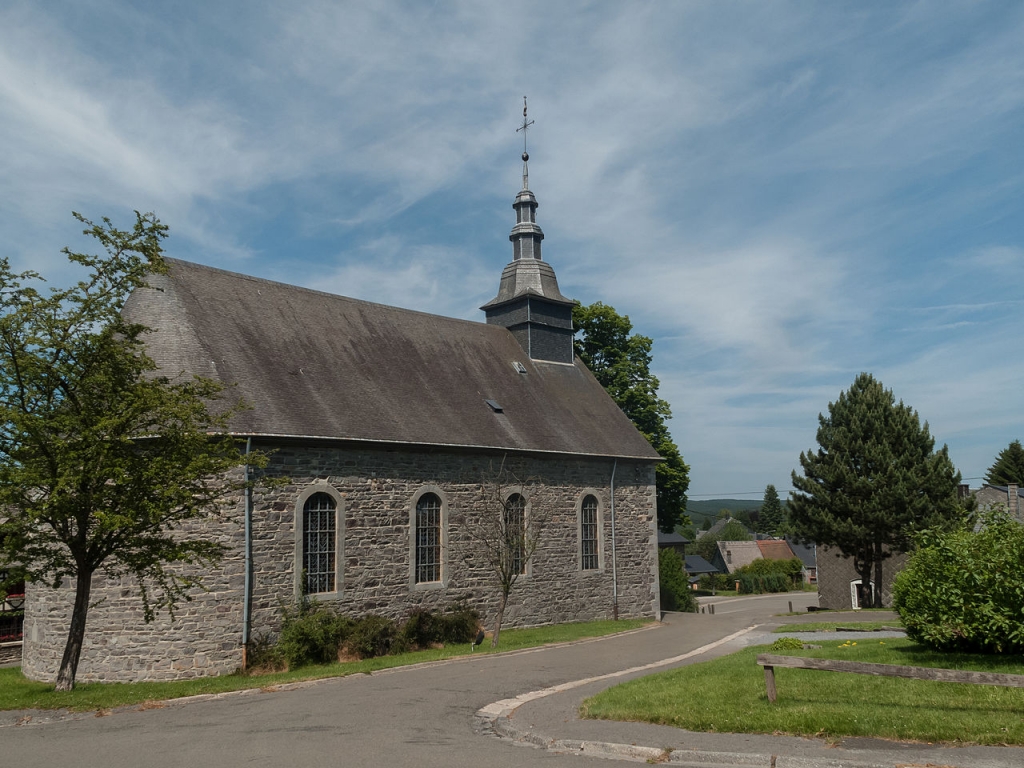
<box><xmin>522</xmin><ymin>152</ymin><xmax>529</xmax><ymax>162</ymax></box>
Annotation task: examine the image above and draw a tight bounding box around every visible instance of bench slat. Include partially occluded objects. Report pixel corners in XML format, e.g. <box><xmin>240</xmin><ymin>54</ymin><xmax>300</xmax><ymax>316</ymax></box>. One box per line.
<box><xmin>757</xmin><ymin>654</ymin><xmax>1024</xmax><ymax>690</ymax></box>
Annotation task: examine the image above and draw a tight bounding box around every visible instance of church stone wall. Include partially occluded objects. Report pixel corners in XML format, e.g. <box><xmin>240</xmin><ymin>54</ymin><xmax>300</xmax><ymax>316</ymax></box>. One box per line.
<box><xmin>23</xmin><ymin>444</ymin><xmax>658</xmax><ymax>683</ymax></box>
<box><xmin>22</xmin><ymin>484</ymin><xmax>247</xmax><ymax>683</ymax></box>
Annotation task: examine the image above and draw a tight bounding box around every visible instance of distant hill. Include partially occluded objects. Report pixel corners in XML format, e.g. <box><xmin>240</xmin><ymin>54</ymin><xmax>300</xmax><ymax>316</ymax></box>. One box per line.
<box><xmin>688</xmin><ymin>499</ymin><xmax>765</xmax><ymax>515</ymax></box>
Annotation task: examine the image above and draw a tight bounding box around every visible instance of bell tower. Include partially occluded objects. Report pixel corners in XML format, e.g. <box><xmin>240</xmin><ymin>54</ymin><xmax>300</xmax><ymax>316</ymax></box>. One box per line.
<box><xmin>481</xmin><ymin>98</ymin><xmax>575</xmax><ymax>364</ymax></box>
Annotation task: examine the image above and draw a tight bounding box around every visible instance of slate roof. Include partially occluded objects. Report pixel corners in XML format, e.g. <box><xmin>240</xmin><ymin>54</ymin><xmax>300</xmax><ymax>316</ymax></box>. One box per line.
<box><xmin>785</xmin><ymin>538</ymin><xmax>817</xmax><ymax>569</ymax></box>
<box><xmin>124</xmin><ymin>259</ymin><xmax>660</xmax><ymax>461</ymax></box>
<box><xmin>756</xmin><ymin>539</ymin><xmax>796</xmax><ymax>561</ymax></box>
<box><xmin>657</xmin><ymin>531</ymin><xmax>690</xmax><ymax>548</ymax></box>
<box><xmin>684</xmin><ymin>555</ymin><xmax>717</xmax><ymax>575</ymax></box>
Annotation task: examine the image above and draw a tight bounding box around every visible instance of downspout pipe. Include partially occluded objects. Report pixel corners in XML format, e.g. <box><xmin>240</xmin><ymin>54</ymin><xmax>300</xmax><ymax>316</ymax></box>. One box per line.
<box><xmin>242</xmin><ymin>437</ymin><xmax>253</xmax><ymax>670</ymax></box>
<box><xmin>610</xmin><ymin>459</ymin><xmax>618</xmax><ymax>620</ymax></box>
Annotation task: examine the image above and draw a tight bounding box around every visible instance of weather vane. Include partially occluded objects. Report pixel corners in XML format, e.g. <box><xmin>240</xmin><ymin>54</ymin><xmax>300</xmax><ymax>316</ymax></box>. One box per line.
<box><xmin>516</xmin><ymin>96</ymin><xmax>534</xmax><ymax>189</ymax></box>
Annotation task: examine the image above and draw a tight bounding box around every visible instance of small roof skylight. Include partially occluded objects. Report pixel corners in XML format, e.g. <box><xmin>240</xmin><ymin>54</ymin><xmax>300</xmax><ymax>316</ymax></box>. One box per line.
<box><xmin>484</xmin><ymin>399</ymin><xmax>504</xmax><ymax>413</ymax></box>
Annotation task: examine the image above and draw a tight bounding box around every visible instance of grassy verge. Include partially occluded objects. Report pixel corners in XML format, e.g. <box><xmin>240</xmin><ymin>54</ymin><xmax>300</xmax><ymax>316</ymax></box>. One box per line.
<box><xmin>1</xmin><ymin>618</ymin><xmax>649</xmax><ymax>713</ymax></box>
<box><xmin>582</xmin><ymin>638</ymin><xmax>1024</xmax><ymax>744</ymax></box>
<box><xmin>774</xmin><ymin>620</ymin><xmax>902</xmax><ymax>633</ymax></box>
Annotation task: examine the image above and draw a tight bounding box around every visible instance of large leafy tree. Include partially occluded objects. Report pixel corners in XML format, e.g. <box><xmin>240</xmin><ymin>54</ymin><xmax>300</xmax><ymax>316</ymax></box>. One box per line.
<box><xmin>984</xmin><ymin>439</ymin><xmax>1024</xmax><ymax>486</ymax></box>
<box><xmin>573</xmin><ymin>302</ymin><xmax>689</xmax><ymax>533</ymax></box>
<box><xmin>789</xmin><ymin>373</ymin><xmax>964</xmax><ymax>608</ymax></box>
<box><xmin>0</xmin><ymin>212</ymin><xmax>262</xmax><ymax>690</ymax></box>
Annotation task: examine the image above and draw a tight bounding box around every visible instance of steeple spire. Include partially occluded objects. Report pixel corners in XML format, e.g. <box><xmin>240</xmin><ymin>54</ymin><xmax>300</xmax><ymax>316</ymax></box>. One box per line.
<box><xmin>481</xmin><ymin>98</ymin><xmax>575</xmax><ymax>364</ymax></box>
<box><xmin>509</xmin><ymin>97</ymin><xmax>544</xmax><ymax>263</ymax></box>
<box><xmin>517</xmin><ymin>95</ymin><xmax>534</xmax><ymax>191</ymax></box>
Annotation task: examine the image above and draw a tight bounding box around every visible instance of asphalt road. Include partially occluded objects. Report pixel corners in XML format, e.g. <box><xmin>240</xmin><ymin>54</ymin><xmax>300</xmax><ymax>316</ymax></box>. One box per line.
<box><xmin>6</xmin><ymin>592</ymin><xmax>1020</xmax><ymax>768</ymax></box>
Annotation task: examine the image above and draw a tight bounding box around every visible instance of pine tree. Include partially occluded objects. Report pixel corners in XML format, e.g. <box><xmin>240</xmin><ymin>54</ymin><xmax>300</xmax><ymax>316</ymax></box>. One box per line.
<box><xmin>984</xmin><ymin>440</ymin><xmax>1024</xmax><ymax>486</ymax></box>
<box><xmin>788</xmin><ymin>373</ymin><xmax>964</xmax><ymax>608</ymax></box>
<box><xmin>759</xmin><ymin>484</ymin><xmax>784</xmax><ymax>535</ymax></box>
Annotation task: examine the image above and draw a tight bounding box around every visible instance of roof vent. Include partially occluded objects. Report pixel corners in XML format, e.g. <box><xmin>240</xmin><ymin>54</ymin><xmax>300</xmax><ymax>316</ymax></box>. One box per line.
<box><xmin>484</xmin><ymin>399</ymin><xmax>504</xmax><ymax>413</ymax></box>
<box><xmin>512</xmin><ymin>361</ymin><xmax>527</xmax><ymax>374</ymax></box>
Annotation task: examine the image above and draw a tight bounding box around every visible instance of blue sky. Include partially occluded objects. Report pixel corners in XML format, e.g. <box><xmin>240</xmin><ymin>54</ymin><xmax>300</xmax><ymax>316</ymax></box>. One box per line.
<box><xmin>2</xmin><ymin>1</ymin><xmax>1022</xmax><ymax>499</ymax></box>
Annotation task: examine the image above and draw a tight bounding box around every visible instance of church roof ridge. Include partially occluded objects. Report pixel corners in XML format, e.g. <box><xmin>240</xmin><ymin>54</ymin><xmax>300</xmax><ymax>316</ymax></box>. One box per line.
<box><xmin>160</xmin><ymin>257</ymin><xmax>490</xmax><ymax>330</ymax></box>
<box><xmin>125</xmin><ymin>258</ymin><xmax>659</xmax><ymax>462</ymax></box>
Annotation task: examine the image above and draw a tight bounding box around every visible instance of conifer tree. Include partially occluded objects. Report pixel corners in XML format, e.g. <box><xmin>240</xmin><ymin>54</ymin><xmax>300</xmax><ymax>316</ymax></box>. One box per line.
<box><xmin>789</xmin><ymin>373</ymin><xmax>964</xmax><ymax>607</ymax></box>
<box><xmin>984</xmin><ymin>439</ymin><xmax>1024</xmax><ymax>486</ymax></box>
<box><xmin>758</xmin><ymin>484</ymin><xmax>784</xmax><ymax>535</ymax></box>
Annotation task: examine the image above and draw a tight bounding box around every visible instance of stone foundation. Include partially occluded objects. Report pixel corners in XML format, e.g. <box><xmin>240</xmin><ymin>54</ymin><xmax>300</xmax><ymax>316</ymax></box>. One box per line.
<box><xmin>0</xmin><ymin>642</ymin><xmax>21</xmax><ymax>664</ymax></box>
<box><xmin>23</xmin><ymin>443</ymin><xmax>658</xmax><ymax>682</ymax></box>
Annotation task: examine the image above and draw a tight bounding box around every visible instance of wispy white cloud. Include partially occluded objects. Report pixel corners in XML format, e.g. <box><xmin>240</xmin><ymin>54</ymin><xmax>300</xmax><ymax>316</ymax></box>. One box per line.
<box><xmin>1</xmin><ymin>0</ymin><xmax>1022</xmax><ymax>497</ymax></box>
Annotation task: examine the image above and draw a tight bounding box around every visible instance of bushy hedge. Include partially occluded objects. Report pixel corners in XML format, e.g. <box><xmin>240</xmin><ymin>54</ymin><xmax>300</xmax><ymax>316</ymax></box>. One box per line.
<box><xmin>278</xmin><ymin>598</ymin><xmax>355</xmax><ymax>667</ymax></box>
<box><xmin>659</xmin><ymin>548</ymin><xmax>697</xmax><ymax>612</ymax></box>
<box><xmin>268</xmin><ymin>600</ymin><xmax>483</xmax><ymax>669</ymax></box>
<box><xmin>736</xmin><ymin>572</ymin><xmax>790</xmax><ymax>594</ymax></box>
<box><xmin>735</xmin><ymin>557</ymin><xmax>803</xmax><ymax>594</ymax></box>
<box><xmin>348</xmin><ymin>614</ymin><xmax>406</xmax><ymax>659</ymax></box>
<box><xmin>892</xmin><ymin>511</ymin><xmax>1024</xmax><ymax>654</ymax></box>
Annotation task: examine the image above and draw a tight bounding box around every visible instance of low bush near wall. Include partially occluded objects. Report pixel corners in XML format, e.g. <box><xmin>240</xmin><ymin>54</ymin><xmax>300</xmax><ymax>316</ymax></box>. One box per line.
<box><xmin>278</xmin><ymin>599</ymin><xmax>355</xmax><ymax>667</ymax></box>
<box><xmin>893</xmin><ymin>510</ymin><xmax>1024</xmax><ymax>654</ymax></box>
<box><xmin>258</xmin><ymin>601</ymin><xmax>483</xmax><ymax>670</ymax></box>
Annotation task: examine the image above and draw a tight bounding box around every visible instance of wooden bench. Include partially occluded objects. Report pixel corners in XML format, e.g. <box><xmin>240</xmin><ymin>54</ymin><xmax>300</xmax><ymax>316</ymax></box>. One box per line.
<box><xmin>756</xmin><ymin>653</ymin><xmax>1024</xmax><ymax>703</ymax></box>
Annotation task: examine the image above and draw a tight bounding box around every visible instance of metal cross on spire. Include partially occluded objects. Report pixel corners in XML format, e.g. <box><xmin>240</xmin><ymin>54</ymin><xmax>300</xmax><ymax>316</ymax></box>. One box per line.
<box><xmin>516</xmin><ymin>95</ymin><xmax>534</xmax><ymax>189</ymax></box>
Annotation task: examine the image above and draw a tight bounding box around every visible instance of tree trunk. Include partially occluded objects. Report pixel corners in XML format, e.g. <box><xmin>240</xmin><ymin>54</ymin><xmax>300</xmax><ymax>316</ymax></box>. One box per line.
<box><xmin>873</xmin><ymin>548</ymin><xmax>885</xmax><ymax>609</ymax></box>
<box><xmin>55</xmin><ymin>569</ymin><xmax>93</xmax><ymax>692</ymax></box>
<box><xmin>858</xmin><ymin>559</ymin><xmax>873</xmax><ymax>611</ymax></box>
<box><xmin>490</xmin><ymin>590</ymin><xmax>508</xmax><ymax>648</ymax></box>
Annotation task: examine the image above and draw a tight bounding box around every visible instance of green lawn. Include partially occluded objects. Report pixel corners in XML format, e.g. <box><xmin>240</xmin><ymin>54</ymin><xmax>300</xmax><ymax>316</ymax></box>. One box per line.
<box><xmin>1</xmin><ymin>618</ymin><xmax>649</xmax><ymax>713</ymax></box>
<box><xmin>582</xmin><ymin>638</ymin><xmax>1024</xmax><ymax>744</ymax></box>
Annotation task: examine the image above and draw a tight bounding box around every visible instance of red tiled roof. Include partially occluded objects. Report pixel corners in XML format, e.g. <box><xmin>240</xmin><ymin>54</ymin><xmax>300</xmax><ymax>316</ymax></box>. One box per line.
<box><xmin>757</xmin><ymin>540</ymin><xmax>796</xmax><ymax>561</ymax></box>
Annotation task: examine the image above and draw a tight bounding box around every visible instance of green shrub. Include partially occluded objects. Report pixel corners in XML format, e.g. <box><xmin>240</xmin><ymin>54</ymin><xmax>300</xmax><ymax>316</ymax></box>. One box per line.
<box><xmin>400</xmin><ymin>604</ymin><xmax>481</xmax><ymax>649</ymax></box>
<box><xmin>736</xmin><ymin>572</ymin><xmax>790</xmax><ymax>594</ymax></box>
<box><xmin>734</xmin><ymin>557</ymin><xmax>803</xmax><ymax>593</ymax></box>
<box><xmin>278</xmin><ymin>600</ymin><xmax>354</xmax><ymax>668</ymax></box>
<box><xmin>659</xmin><ymin>548</ymin><xmax>697</xmax><ymax>612</ymax></box>
<box><xmin>348</xmin><ymin>615</ymin><xmax>407</xmax><ymax>658</ymax></box>
<box><xmin>893</xmin><ymin>510</ymin><xmax>1024</xmax><ymax>654</ymax></box>
<box><xmin>697</xmin><ymin>573</ymin><xmax>733</xmax><ymax>591</ymax></box>
<box><xmin>244</xmin><ymin>631</ymin><xmax>286</xmax><ymax>673</ymax></box>
<box><xmin>436</xmin><ymin>603</ymin><xmax>480</xmax><ymax>644</ymax></box>
<box><xmin>401</xmin><ymin>609</ymin><xmax>440</xmax><ymax>649</ymax></box>
<box><xmin>769</xmin><ymin>636</ymin><xmax>806</xmax><ymax>652</ymax></box>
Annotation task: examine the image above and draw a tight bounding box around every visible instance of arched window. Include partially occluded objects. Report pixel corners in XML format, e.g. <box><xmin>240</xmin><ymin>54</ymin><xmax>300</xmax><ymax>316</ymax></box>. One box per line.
<box><xmin>505</xmin><ymin>493</ymin><xmax>526</xmax><ymax>575</ymax></box>
<box><xmin>303</xmin><ymin>492</ymin><xmax>337</xmax><ymax>594</ymax></box>
<box><xmin>415</xmin><ymin>492</ymin><xmax>442</xmax><ymax>584</ymax></box>
<box><xmin>580</xmin><ymin>495</ymin><xmax>599</xmax><ymax>570</ymax></box>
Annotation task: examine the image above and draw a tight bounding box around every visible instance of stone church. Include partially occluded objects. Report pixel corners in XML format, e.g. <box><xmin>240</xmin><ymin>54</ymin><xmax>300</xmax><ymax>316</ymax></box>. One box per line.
<box><xmin>22</xmin><ymin>154</ymin><xmax>662</xmax><ymax>683</ymax></box>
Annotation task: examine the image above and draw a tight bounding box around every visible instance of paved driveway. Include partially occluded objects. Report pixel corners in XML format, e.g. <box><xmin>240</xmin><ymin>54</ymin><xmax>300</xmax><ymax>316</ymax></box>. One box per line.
<box><xmin>6</xmin><ymin>592</ymin><xmax>1021</xmax><ymax>768</ymax></box>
